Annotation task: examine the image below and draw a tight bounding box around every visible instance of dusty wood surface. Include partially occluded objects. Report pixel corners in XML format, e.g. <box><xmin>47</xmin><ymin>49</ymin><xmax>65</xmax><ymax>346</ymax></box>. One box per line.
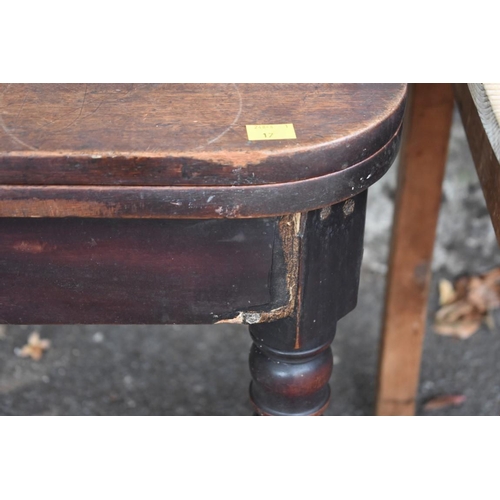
<box><xmin>456</xmin><ymin>83</ymin><xmax>500</xmax><ymax>244</ymax></box>
<box><xmin>0</xmin><ymin>84</ymin><xmax>406</xmax><ymax>186</ymax></box>
<box><xmin>376</xmin><ymin>83</ymin><xmax>455</xmax><ymax>416</ymax></box>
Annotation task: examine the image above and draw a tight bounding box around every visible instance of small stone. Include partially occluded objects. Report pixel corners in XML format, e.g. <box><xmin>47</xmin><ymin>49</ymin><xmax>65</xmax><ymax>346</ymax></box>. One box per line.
<box><xmin>422</xmin><ymin>380</ymin><xmax>435</xmax><ymax>391</ymax></box>
<box><xmin>93</xmin><ymin>332</ymin><xmax>104</xmax><ymax>343</ymax></box>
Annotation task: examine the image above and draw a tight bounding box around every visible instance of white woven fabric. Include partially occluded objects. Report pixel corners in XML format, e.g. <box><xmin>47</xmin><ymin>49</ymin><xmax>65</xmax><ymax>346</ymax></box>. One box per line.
<box><xmin>468</xmin><ymin>83</ymin><xmax>500</xmax><ymax>162</ymax></box>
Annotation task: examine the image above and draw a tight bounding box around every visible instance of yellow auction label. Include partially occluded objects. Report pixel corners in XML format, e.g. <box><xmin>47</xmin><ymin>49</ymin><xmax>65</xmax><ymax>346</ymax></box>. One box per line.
<box><xmin>246</xmin><ymin>123</ymin><xmax>296</xmax><ymax>141</ymax></box>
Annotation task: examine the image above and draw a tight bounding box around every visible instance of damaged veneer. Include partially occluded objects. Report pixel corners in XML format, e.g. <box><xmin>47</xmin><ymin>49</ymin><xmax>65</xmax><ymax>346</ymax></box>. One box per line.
<box><xmin>216</xmin><ymin>212</ymin><xmax>305</xmax><ymax>325</ymax></box>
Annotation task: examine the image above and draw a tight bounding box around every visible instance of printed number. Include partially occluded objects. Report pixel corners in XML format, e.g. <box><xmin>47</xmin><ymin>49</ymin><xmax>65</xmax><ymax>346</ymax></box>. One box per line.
<box><xmin>263</xmin><ymin>133</ymin><xmax>273</xmax><ymax>138</ymax></box>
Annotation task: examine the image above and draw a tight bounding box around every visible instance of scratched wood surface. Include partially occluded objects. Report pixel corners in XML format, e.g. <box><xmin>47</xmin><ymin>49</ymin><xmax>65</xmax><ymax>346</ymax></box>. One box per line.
<box><xmin>0</xmin><ymin>84</ymin><xmax>406</xmax><ymax>187</ymax></box>
<box><xmin>0</xmin><ymin>217</ymin><xmax>277</xmax><ymax>324</ymax></box>
<box><xmin>0</xmin><ymin>130</ymin><xmax>400</xmax><ymax>219</ymax></box>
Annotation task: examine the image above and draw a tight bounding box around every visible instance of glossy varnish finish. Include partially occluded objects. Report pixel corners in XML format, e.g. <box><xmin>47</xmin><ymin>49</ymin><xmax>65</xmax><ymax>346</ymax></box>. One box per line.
<box><xmin>0</xmin><ymin>217</ymin><xmax>276</xmax><ymax>324</ymax></box>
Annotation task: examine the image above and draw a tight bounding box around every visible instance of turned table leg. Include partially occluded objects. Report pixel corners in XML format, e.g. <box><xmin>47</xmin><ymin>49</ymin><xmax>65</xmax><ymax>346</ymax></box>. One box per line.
<box><xmin>248</xmin><ymin>191</ymin><xmax>368</xmax><ymax>416</ymax></box>
<box><xmin>249</xmin><ymin>318</ymin><xmax>334</xmax><ymax>416</ymax></box>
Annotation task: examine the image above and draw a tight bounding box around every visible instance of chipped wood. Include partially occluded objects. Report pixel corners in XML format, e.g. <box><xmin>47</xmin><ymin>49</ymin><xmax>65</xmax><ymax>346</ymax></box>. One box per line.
<box><xmin>216</xmin><ymin>212</ymin><xmax>304</xmax><ymax>324</ymax></box>
<box><xmin>0</xmin><ymin>126</ymin><xmax>402</xmax><ymax>219</ymax></box>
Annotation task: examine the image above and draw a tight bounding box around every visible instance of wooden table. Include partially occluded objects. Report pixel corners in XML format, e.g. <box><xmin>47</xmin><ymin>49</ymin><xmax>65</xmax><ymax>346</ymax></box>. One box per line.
<box><xmin>0</xmin><ymin>84</ymin><xmax>406</xmax><ymax>415</ymax></box>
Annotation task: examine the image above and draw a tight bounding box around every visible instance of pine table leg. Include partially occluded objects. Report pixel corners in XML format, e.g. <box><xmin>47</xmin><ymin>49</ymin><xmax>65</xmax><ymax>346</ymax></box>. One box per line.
<box><xmin>376</xmin><ymin>83</ymin><xmax>455</xmax><ymax>416</ymax></box>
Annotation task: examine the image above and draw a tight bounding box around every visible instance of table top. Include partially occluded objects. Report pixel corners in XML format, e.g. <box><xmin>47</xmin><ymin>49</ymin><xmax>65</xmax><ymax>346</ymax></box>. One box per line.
<box><xmin>0</xmin><ymin>84</ymin><xmax>406</xmax><ymax>218</ymax></box>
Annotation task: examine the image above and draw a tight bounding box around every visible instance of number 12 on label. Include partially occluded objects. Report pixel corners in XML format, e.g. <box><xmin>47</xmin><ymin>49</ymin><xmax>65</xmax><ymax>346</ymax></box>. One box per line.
<box><xmin>246</xmin><ymin>124</ymin><xmax>297</xmax><ymax>141</ymax></box>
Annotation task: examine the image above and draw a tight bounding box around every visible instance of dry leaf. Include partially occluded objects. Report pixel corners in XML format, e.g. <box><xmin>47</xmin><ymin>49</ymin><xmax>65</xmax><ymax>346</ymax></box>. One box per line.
<box><xmin>439</xmin><ymin>279</ymin><xmax>456</xmax><ymax>305</ymax></box>
<box><xmin>485</xmin><ymin>312</ymin><xmax>496</xmax><ymax>330</ymax></box>
<box><xmin>434</xmin><ymin>319</ymin><xmax>482</xmax><ymax>339</ymax></box>
<box><xmin>435</xmin><ymin>300</ymin><xmax>479</xmax><ymax>324</ymax></box>
<box><xmin>434</xmin><ymin>267</ymin><xmax>500</xmax><ymax>339</ymax></box>
<box><xmin>423</xmin><ymin>394</ymin><xmax>466</xmax><ymax>411</ymax></box>
<box><xmin>454</xmin><ymin>276</ymin><xmax>470</xmax><ymax>300</ymax></box>
<box><xmin>15</xmin><ymin>332</ymin><xmax>51</xmax><ymax>361</ymax></box>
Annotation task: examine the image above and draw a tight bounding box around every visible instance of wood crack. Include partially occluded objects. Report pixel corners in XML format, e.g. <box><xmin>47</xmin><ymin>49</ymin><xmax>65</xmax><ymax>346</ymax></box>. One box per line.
<box><xmin>216</xmin><ymin>212</ymin><xmax>303</xmax><ymax>324</ymax></box>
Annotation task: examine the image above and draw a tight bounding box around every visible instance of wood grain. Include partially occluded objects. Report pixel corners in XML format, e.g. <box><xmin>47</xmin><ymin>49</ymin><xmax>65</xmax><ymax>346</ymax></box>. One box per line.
<box><xmin>376</xmin><ymin>84</ymin><xmax>455</xmax><ymax>416</ymax></box>
<box><xmin>0</xmin><ymin>124</ymin><xmax>401</xmax><ymax>219</ymax></box>
<box><xmin>0</xmin><ymin>84</ymin><xmax>406</xmax><ymax>187</ymax></box>
<box><xmin>455</xmin><ymin>83</ymin><xmax>500</xmax><ymax>244</ymax></box>
<box><xmin>0</xmin><ymin>217</ymin><xmax>277</xmax><ymax>324</ymax></box>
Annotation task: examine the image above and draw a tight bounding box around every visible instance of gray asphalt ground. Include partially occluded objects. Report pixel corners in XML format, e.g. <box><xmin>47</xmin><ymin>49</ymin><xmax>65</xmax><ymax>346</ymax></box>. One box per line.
<box><xmin>1</xmin><ymin>108</ymin><xmax>499</xmax><ymax>416</ymax></box>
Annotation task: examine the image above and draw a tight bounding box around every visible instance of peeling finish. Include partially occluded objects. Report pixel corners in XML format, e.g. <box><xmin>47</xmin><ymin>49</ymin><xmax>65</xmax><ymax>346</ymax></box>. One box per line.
<box><xmin>0</xmin><ymin>125</ymin><xmax>399</xmax><ymax>171</ymax></box>
<box><xmin>0</xmin><ymin>199</ymin><xmax>120</xmax><ymax>218</ymax></box>
<box><xmin>218</xmin><ymin>311</ymin><xmax>261</xmax><ymax>324</ymax></box>
<box><xmin>0</xmin><ymin>125</ymin><xmax>402</xmax><ymax>219</ymax></box>
<box><xmin>343</xmin><ymin>198</ymin><xmax>355</xmax><ymax>216</ymax></box>
<box><xmin>294</xmin><ymin>217</ymin><xmax>306</xmax><ymax>349</ymax></box>
<box><xmin>320</xmin><ymin>206</ymin><xmax>332</xmax><ymax>221</ymax></box>
<box><xmin>13</xmin><ymin>241</ymin><xmax>49</xmax><ymax>253</ymax></box>
<box><xmin>216</xmin><ymin>212</ymin><xmax>304</xmax><ymax>325</ymax></box>
<box><xmin>0</xmin><ymin>132</ymin><xmax>392</xmax><ymax>170</ymax></box>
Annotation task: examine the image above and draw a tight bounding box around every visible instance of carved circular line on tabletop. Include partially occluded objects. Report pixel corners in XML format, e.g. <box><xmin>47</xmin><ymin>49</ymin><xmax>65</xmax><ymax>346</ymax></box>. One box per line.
<box><xmin>0</xmin><ymin>123</ymin><xmax>402</xmax><ymax>219</ymax></box>
<box><xmin>0</xmin><ymin>84</ymin><xmax>407</xmax><ymax>187</ymax></box>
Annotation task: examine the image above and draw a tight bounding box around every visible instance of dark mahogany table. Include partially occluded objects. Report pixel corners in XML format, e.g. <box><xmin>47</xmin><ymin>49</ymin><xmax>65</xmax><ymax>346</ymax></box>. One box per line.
<box><xmin>0</xmin><ymin>84</ymin><xmax>406</xmax><ymax>415</ymax></box>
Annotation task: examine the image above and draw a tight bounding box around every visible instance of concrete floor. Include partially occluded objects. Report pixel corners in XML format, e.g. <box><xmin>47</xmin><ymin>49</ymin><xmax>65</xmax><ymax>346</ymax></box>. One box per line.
<box><xmin>1</xmin><ymin>108</ymin><xmax>499</xmax><ymax>415</ymax></box>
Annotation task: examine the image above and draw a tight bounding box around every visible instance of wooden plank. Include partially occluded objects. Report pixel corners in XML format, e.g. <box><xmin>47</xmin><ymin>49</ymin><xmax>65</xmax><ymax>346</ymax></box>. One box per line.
<box><xmin>376</xmin><ymin>83</ymin><xmax>455</xmax><ymax>416</ymax></box>
<box><xmin>455</xmin><ymin>83</ymin><xmax>500</xmax><ymax>244</ymax></box>
<box><xmin>0</xmin><ymin>84</ymin><xmax>406</xmax><ymax>187</ymax></box>
<box><xmin>0</xmin><ymin>217</ymin><xmax>277</xmax><ymax>324</ymax></box>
